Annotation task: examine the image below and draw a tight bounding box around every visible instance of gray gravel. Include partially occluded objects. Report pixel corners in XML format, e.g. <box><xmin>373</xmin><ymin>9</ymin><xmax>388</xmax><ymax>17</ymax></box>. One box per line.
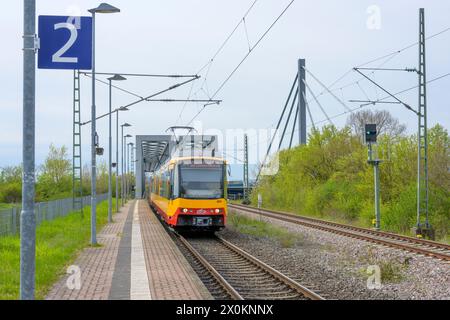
<box><xmin>218</xmin><ymin>209</ymin><xmax>450</xmax><ymax>300</ymax></box>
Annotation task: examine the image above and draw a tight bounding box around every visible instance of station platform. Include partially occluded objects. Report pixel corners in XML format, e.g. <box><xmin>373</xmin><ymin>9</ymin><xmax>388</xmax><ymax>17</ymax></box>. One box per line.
<box><xmin>46</xmin><ymin>200</ymin><xmax>212</xmax><ymax>300</ymax></box>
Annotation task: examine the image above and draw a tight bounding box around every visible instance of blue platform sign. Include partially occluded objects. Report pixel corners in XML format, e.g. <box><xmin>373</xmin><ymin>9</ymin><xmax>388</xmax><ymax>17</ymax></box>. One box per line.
<box><xmin>38</xmin><ymin>16</ymin><xmax>92</xmax><ymax>70</ymax></box>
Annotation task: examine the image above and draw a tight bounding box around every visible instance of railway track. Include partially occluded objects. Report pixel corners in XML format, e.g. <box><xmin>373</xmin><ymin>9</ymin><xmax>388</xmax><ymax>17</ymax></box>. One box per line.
<box><xmin>175</xmin><ymin>233</ymin><xmax>324</xmax><ymax>300</ymax></box>
<box><xmin>229</xmin><ymin>203</ymin><xmax>450</xmax><ymax>262</ymax></box>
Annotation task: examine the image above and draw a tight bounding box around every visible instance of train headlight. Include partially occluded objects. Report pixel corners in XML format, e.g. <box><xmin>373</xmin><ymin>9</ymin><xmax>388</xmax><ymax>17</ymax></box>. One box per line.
<box><xmin>183</xmin><ymin>208</ymin><xmax>188</xmax><ymax>213</ymax></box>
<box><xmin>215</xmin><ymin>209</ymin><xmax>221</xmax><ymax>214</ymax></box>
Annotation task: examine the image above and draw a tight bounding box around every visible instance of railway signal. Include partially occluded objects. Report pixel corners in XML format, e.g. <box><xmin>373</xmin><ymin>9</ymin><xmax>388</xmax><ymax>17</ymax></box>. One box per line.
<box><xmin>364</xmin><ymin>124</ymin><xmax>377</xmax><ymax>144</ymax></box>
<box><xmin>365</xmin><ymin>124</ymin><xmax>381</xmax><ymax>231</ymax></box>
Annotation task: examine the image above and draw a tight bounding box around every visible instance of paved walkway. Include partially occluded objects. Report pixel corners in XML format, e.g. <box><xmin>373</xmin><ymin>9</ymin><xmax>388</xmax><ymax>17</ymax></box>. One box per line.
<box><xmin>46</xmin><ymin>200</ymin><xmax>211</xmax><ymax>300</ymax></box>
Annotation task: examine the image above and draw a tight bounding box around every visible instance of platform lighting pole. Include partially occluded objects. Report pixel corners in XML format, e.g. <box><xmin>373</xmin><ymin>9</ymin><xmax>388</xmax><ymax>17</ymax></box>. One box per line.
<box><xmin>123</xmin><ymin>134</ymin><xmax>132</xmax><ymax>202</ymax></box>
<box><xmin>107</xmin><ymin>75</ymin><xmax>126</xmax><ymax>222</ymax></box>
<box><xmin>121</xmin><ymin>127</ymin><xmax>131</xmax><ymax>205</ymax></box>
<box><xmin>21</xmin><ymin>0</ymin><xmax>37</xmax><ymax>300</ymax></box>
<box><xmin>127</xmin><ymin>142</ymin><xmax>133</xmax><ymax>199</ymax></box>
<box><xmin>116</xmin><ymin>108</ymin><xmax>129</xmax><ymax>212</ymax></box>
<box><xmin>88</xmin><ymin>3</ymin><xmax>120</xmax><ymax>245</ymax></box>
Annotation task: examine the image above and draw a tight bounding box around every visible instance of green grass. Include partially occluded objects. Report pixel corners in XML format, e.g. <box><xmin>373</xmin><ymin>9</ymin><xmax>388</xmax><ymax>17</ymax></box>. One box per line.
<box><xmin>0</xmin><ymin>199</ymin><xmax>117</xmax><ymax>300</ymax></box>
<box><xmin>0</xmin><ymin>203</ymin><xmax>13</xmax><ymax>210</ymax></box>
<box><xmin>228</xmin><ymin>211</ymin><xmax>301</xmax><ymax>248</ymax></box>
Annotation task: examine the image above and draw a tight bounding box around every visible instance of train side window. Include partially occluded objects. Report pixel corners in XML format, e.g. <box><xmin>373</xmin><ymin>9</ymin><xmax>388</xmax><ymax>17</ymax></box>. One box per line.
<box><xmin>173</xmin><ymin>164</ymin><xmax>180</xmax><ymax>199</ymax></box>
<box><xmin>169</xmin><ymin>169</ymin><xmax>174</xmax><ymax>199</ymax></box>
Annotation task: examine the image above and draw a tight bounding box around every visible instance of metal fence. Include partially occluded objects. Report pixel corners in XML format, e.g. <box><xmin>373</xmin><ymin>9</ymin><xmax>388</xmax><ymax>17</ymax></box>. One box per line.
<box><xmin>0</xmin><ymin>193</ymin><xmax>108</xmax><ymax>237</ymax></box>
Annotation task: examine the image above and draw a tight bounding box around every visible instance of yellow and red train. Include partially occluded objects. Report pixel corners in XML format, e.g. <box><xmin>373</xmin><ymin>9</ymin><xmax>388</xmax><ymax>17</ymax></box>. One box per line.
<box><xmin>148</xmin><ymin>156</ymin><xmax>228</xmax><ymax>231</ymax></box>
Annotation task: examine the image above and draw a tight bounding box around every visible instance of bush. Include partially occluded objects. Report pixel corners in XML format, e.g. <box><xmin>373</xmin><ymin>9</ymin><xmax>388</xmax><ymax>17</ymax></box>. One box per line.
<box><xmin>252</xmin><ymin>124</ymin><xmax>450</xmax><ymax>242</ymax></box>
<box><xmin>0</xmin><ymin>183</ymin><xmax>21</xmax><ymax>204</ymax></box>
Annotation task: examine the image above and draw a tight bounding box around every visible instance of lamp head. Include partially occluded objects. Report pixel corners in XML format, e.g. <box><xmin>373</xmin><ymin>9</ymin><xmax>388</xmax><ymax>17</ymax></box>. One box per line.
<box><xmin>108</xmin><ymin>74</ymin><xmax>127</xmax><ymax>81</ymax></box>
<box><xmin>89</xmin><ymin>3</ymin><xmax>120</xmax><ymax>14</ymax></box>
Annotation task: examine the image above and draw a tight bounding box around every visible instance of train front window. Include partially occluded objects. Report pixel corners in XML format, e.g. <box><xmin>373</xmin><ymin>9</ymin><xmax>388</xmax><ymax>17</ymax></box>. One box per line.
<box><xmin>179</xmin><ymin>164</ymin><xmax>224</xmax><ymax>199</ymax></box>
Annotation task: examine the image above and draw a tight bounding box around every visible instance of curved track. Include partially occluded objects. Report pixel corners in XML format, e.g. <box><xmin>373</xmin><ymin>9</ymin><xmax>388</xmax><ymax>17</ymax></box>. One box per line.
<box><xmin>229</xmin><ymin>203</ymin><xmax>450</xmax><ymax>262</ymax></box>
<box><xmin>175</xmin><ymin>233</ymin><xmax>324</xmax><ymax>300</ymax></box>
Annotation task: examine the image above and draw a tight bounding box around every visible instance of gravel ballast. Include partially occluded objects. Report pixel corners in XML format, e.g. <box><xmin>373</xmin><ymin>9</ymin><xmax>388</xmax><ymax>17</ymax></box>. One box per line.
<box><xmin>218</xmin><ymin>209</ymin><xmax>450</xmax><ymax>300</ymax></box>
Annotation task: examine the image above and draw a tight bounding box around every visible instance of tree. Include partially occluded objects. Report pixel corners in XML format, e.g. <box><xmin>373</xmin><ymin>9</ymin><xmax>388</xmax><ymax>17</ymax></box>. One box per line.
<box><xmin>0</xmin><ymin>166</ymin><xmax>22</xmax><ymax>203</ymax></box>
<box><xmin>346</xmin><ymin>109</ymin><xmax>406</xmax><ymax>138</ymax></box>
<box><xmin>37</xmin><ymin>144</ymin><xmax>72</xmax><ymax>199</ymax></box>
<box><xmin>0</xmin><ymin>166</ymin><xmax>22</xmax><ymax>184</ymax></box>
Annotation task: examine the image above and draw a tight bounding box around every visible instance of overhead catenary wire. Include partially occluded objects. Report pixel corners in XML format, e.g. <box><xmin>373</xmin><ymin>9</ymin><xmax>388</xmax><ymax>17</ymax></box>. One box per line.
<box><xmin>186</xmin><ymin>0</ymin><xmax>297</xmax><ymax>126</ymax></box>
<box><xmin>310</xmin><ymin>26</ymin><xmax>450</xmax><ymax>101</ymax></box>
<box><xmin>81</xmin><ymin>76</ymin><xmax>201</xmax><ymax>125</ymax></box>
<box><xmin>81</xmin><ymin>73</ymin><xmax>144</xmax><ymax>99</ymax></box>
<box><xmin>248</xmin><ymin>71</ymin><xmax>450</xmax><ymax>150</ymax></box>
<box><xmin>177</xmin><ymin>0</ymin><xmax>260</xmax><ymax>124</ymax></box>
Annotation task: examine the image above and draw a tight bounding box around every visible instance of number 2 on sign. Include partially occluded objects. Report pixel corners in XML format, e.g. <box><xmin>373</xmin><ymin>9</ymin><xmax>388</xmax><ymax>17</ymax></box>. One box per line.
<box><xmin>52</xmin><ymin>23</ymin><xmax>78</xmax><ymax>63</ymax></box>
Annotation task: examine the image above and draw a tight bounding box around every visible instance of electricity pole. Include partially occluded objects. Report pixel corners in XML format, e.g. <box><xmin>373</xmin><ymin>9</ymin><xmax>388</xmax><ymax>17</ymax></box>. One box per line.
<box><xmin>416</xmin><ymin>8</ymin><xmax>432</xmax><ymax>238</ymax></box>
<box><xmin>243</xmin><ymin>134</ymin><xmax>249</xmax><ymax>204</ymax></box>
<box><xmin>352</xmin><ymin>9</ymin><xmax>432</xmax><ymax>238</ymax></box>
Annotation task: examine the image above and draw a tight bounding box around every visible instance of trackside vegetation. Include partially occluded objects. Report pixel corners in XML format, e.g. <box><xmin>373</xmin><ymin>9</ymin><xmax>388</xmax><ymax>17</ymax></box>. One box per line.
<box><xmin>251</xmin><ymin>124</ymin><xmax>449</xmax><ymax>242</ymax></box>
<box><xmin>0</xmin><ymin>199</ymin><xmax>115</xmax><ymax>300</ymax></box>
<box><xmin>228</xmin><ymin>211</ymin><xmax>301</xmax><ymax>248</ymax></box>
<box><xmin>0</xmin><ymin>144</ymin><xmax>122</xmax><ymax>206</ymax></box>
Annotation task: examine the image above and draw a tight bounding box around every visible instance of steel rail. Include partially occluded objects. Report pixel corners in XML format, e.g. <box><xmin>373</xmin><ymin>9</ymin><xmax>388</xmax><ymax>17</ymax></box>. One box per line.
<box><xmin>175</xmin><ymin>233</ymin><xmax>244</xmax><ymax>300</ymax></box>
<box><xmin>229</xmin><ymin>204</ymin><xmax>450</xmax><ymax>262</ymax></box>
<box><xmin>178</xmin><ymin>233</ymin><xmax>324</xmax><ymax>300</ymax></box>
<box><xmin>216</xmin><ymin>236</ymin><xmax>324</xmax><ymax>300</ymax></box>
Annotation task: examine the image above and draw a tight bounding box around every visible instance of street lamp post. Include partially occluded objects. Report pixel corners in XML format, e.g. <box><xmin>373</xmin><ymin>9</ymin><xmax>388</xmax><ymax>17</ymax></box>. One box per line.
<box><xmin>88</xmin><ymin>2</ymin><xmax>120</xmax><ymax>245</ymax></box>
<box><xmin>107</xmin><ymin>75</ymin><xmax>126</xmax><ymax>223</ymax></box>
<box><xmin>128</xmin><ymin>142</ymin><xmax>134</xmax><ymax>199</ymax></box>
<box><xmin>124</xmin><ymin>135</ymin><xmax>132</xmax><ymax>201</ymax></box>
<box><xmin>126</xmin><ymin>143</ymin><xmax>129</xmax><ymax>199</ymax></box>
<box><xmin>122</xmin><ymin>131</ymin><xmax>132</xmax><ymax>205</ymax></box>
<box><xmin>116</xmin><ymin>107</ymin><xmax>128</xmax><ymax>212</ymax></box>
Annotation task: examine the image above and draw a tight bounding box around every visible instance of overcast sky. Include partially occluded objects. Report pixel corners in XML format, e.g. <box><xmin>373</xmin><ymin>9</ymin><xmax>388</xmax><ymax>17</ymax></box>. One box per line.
<box><xmin>1</xmin><ymin>0</ymin><xmax>449</xmax><ymax>176</ymax></box>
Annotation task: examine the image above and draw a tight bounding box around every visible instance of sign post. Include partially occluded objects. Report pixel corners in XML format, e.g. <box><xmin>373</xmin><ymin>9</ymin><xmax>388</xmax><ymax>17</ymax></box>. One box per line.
<box><xmin>21</xmin><ymin>0</ymin><xmax>37</xmax><ymax>300</ymax></box>
<box><xmin>20</xmin><ymin>14</ymin><xmax>92</xmax><ymax>300</ymax></box>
